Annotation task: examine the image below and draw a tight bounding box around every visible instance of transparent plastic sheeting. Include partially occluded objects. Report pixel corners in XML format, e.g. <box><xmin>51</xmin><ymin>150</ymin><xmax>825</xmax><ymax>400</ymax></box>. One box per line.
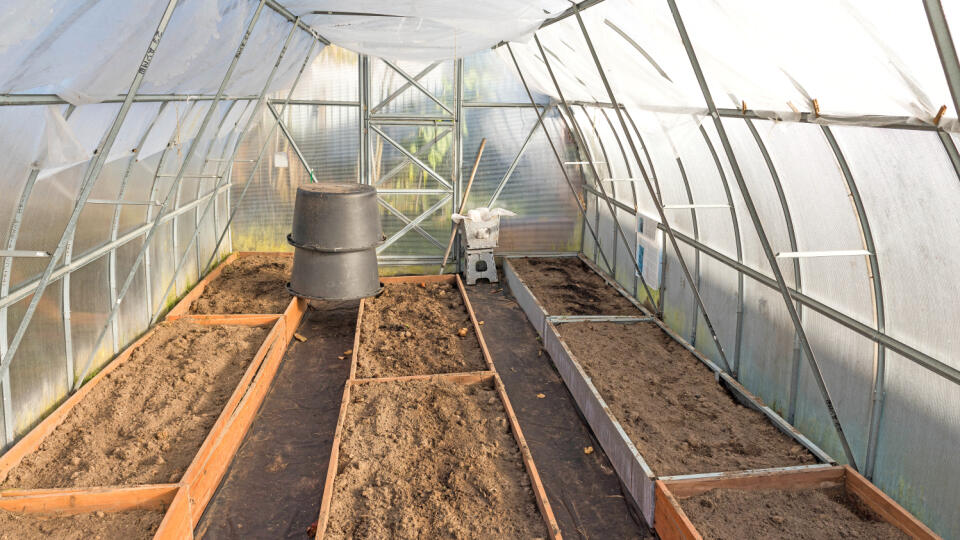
<box><xmin>504</xmin><ymin>0</ymin><xmax>958</xmax><ymax>128</ymax></box>
<box><xmin>284</xmin><ymin>0</ymin><xmax>570</xmax><ymax>61</ymax></box>
<box><xmin>0</xmin><ymin>0</ymin><xmax>315</xmax><ymax>105</ymax></box>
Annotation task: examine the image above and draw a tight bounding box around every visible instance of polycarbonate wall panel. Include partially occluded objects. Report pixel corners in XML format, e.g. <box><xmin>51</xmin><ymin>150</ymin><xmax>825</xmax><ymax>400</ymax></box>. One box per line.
<box><xmin>831</xmin><ymin>127</ymin><xmax>960</xmax><ymax>366</ymax></box>
<box><xmin>68</xmin><ymin>255</ymin><xmax>112</xmax><ymax>382</ymax></box>
<box><xmin>462</xmin><ymin>107</ymin><xmax>581</xmax><ymax>253</ymax></box>
<box><xmin>873</xmin><ymin>352</ymin><xmax>960</xmax><ymax>540</ymax></box>
<box><xmin>738</xmin><ymin>277</ymin><xmax>795</xmax><ymax>417</ymax></box>
<box><xmin>286</xmin><ymin>105</ymin><xmax>359</xmax><ymax>182</ymax></box>
<box><xmin>718</xmin><ymin>118</ymin><xmax>797</xmax><ymax>286</ymax></box>
<box><xmin>289</xmin><ymin>46</ymin><xmax>358</xmax><ymax>102</ymax></box>
<box><xmin>660</xmin><ymin>238</ymin><xmax>698</xmax><ymax>342</ymax></box>
<box><xmin>7</xmin><ymin>283</ymin><xmax>66</xmax><ymax>437</ymax></box>
<box><xmin>793</xmin><ymin>311</ymin><xmax>874</xmax><ymax>468</ymax></box>
<box><xmin>754</xmin><ymin>121</ymin><xmax>874</xmax><ymax>325</ymax></box>
<box><xmin>692</xmin><ymin>256</ymin><xmax>739</xmax><ymax>365</ymax></box>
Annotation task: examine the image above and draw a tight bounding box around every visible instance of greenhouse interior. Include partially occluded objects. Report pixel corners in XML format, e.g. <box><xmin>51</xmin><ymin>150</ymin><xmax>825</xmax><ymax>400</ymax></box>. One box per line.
<box><xmin>0</xmin><ymin>0</ymin><xmax>958</xmax><ymax>538</ymax></box>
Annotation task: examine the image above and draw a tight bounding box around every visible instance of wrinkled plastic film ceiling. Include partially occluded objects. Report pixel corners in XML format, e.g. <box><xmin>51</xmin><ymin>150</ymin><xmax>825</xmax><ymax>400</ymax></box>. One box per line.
<box><xmin>1</xmin><ymin>1</ymin><xmax>960</xmax><ymax>538</ymax></box>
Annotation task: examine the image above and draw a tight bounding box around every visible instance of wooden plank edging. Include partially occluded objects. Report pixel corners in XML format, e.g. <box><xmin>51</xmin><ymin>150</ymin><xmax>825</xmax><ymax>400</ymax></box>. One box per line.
<box><xmin>313</xmin><ymin>372</ymin><xmax>561</xmax><ymax>539</ymax></box>
<box><xmin>0</xmin><ymin>251</ymin><xmax>305</xmax><ymax>539</ymax></box>
<box><xmin>655</xmin><ymin>465</ymin><xmax>941</xmax><ymax>539</ymax></box>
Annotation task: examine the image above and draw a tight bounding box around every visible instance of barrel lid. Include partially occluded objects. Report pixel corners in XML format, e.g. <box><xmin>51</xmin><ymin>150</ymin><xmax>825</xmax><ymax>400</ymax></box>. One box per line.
<box><xmin>297</xmin><ymin>182</ymin><xmax>375</xmax><ymax>196</ymax></box>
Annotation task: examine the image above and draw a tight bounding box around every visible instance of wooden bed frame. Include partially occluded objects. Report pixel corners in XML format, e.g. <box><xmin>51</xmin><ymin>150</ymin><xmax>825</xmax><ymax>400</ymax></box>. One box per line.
<box><xmin>312</xmin><ymin>274</ymin><xmax>562</xmax><ymax>540</ymax></box>
<box><xmin>0</xmin><ymin>251</ymin><xmax>306</xmax><ymax>539</ymax></box>
<box><xmin>654</xmin><ymin>465</ymin><xmax>940</xmax><ymax>539</ymax></box>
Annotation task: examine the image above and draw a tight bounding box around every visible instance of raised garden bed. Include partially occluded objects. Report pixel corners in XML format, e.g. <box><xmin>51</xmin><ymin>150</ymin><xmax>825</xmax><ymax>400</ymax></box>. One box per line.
<box><xmin>168</xmin><ymin>251</ymin><xmax>293</xmax><ymax>318</ymax></box>
<box><xmin>509</xmin><ymin>256</ymin><xmax>640</xmax><ymax>316</ymax></box>
<box><xmin>1</xmin><ymin>319</ymin><xmax>270</xmax><ymax>489</ymax></box>
<box><xmin>503</xmin><ymin>257</ymin><xmax>833</xmax><ymax>526</ymax></box>
<box><xmin>353</xmin><ymin>274</ymin><xmax>491</xmax><ymax>378</ymax></box>
<box><xmin>315</xmin><ymin>373</ymin><xmax>560</xmax><ymax>539</ymax></box>
<box><xmin>655</xmin><ymin>465</ymin><xmax>939</xmax><ymax>539</ymax></box>
<box><xmin>557</xmin><ymin>321</ymin><xmax>816</xmax><ymax>476</ymax></box>
<box><xmin>0</xmin><ymin>251</ymin><xmax>309</xmax><ymax>539</ymax></box>
<box><xmin>0</xmin><ymin>506</ymin><xmax>164</xmax><ymax>539</ymax></box>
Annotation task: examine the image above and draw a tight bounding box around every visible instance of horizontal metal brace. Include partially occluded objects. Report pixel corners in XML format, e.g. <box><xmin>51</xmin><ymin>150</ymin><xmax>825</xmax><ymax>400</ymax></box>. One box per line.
<box><xmin>565</xmin><ymin>161</ymin><xmax>606</xmax><ymax>165</ymax></box>
<box><xmin>0</xmin><ymin>94</ymin><xmax>259</xmax><ymax>106</ymax></box>
<box><xmin>370</xmin><ymin>116</ymin><xmax>455</xmax><ymax>125</ymax></box>
<box><xmin>377</xmin><ymin>188</ymin><xmax>451</xmax><ymax>195</ymax></box>
<box><xmin>776</xmin><ymin>250</ymin><xmax>872</xmax><ymax>258</ymax></box>
<box><xmin>547</xmin><ymin>315</ymin><xmax>655</xmax><ymax>324</ymax></box>
<box><xmin>463</xmin><ymin>102</ymin><xmax>550</xmax><ymax>109</ymax></box>
<box><xmin>86</xmin><ymin>199</ymin><xmax>160</xmax><ymax>206</ymax></box>
<box><xmin>157</xmin><ymin>174</ymin><xmax>220</xmax><ymax>178</ymax></box>
<box><xmin>205</xmin><ymin>158</ymin><xmax>256</xmax><ymax>162</ymax></box>
<box><xmin>0</xmin><ymin>250</ymin><xmax>50</xmax><ymax>258</ymax></box>
<box><xmin>267</xmin><ymin>98</ymin><xmax>359</xmax><ymax>107</ymax></box>
<box><xmin>663</xmin><ymin>204</ymin><xmax>731</xmax><ymax>209</ymax></box>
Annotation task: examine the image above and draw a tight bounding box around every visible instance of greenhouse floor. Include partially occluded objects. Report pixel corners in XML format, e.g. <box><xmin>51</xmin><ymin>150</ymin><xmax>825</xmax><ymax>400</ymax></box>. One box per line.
<box><xmin>193</xmin><ymin>282</ymin><xmax>648</xmax><ymax>539</ymax></box>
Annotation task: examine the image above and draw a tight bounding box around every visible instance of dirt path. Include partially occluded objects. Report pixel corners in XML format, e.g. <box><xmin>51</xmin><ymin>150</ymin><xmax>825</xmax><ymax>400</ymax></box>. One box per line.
<box><xmin>681</xmin><ymin>486</ymin><xmax>908</xmax><ymax>539</ymax></box>
<box><xmin>0</xmin><ymin>508</ymin><xmax>164</xmax><ymax>540</ymax></box>
<box><xmin>327</xmin><ymin>379</ymin><xmax>548</xmax><ymax>539</ymax></box>
<box><xmin>356</xmin><ymin>282</ymin><xmax>486</xmax><ymax>377</ymax></box>
<box><xmin>510</xmin><ymin>257</ymin><xmax>641</xmax><ymax>315</ymax></box>
<box><xmin>190</xmin><ymin>254</ymin><xmax>292</xmax><ymax>314</ymax></box>
<box><xmin>1</xmin><ymin>320</ymin><xmax>268</xmax><ymax>489</ymax></box>
<box><xmin>559</xmin><ymin>321</ymin><xmax>816</xmax><ymax>475</ymax></box>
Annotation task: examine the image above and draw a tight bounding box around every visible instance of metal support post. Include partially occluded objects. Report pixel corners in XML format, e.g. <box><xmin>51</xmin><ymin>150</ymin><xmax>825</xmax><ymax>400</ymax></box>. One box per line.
<box><xmin>666</xmin><ymin>0</ymin><xmax>857</xmax><ymax>467</ymax></box>
<box><xmin>821</xmin><ymin>125</ymin><xmax>887</xmax><ymax>479</ymax></box>
<box><xmin>745</xmin><ymin>118</ymin><xmax>804</xmax><ymax>423</ymax></box>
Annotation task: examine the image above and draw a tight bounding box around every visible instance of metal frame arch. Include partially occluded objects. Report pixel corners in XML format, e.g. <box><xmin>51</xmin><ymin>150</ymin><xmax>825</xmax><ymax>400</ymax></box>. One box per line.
<box><xmin>821</xmin><ymin>125</ymin><xmax>888</xmax><ymax>480</ymax></box>
<box><xmin>743</xmin><ymin>117</ymin><xmax>805</xmax><ymax>424</ymax></box>
<box><xmin>665</xmin><ymin>0</ymin><xmax>858</xmax><ymax>467</ymax></box>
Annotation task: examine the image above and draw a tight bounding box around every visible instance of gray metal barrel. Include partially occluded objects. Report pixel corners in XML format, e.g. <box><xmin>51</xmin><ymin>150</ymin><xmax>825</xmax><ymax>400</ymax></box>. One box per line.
<box><xmin>287</xmin><ymin>248</ymin><xmax>381</xmax><ymax>301</ymax></box>
<box><xmin>289</xmin><ymin>182</ymin><xmax>383</xmax><ymax>251</ymax></box>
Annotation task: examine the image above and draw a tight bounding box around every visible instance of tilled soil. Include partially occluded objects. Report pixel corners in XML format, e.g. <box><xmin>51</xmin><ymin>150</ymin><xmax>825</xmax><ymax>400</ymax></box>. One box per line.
<box><xmin>327</xmin><ymin>379</ymin><xmax>548</xmax><ymax>539</ymax></box>
<box><xmin>558</xmin><ymin>322</ymin><xmax>816</xmax><ymax>475</ymax></box>
<box><xmin>510</xmin><ymin>257</ymin><xmax>640</xmax><ymax>315</ymax></box>
<box><xmin>1</xmin><ymin>320</ymin><xmax>269</xmax><ymax>489</ymax></box>
<box><xmin>680</xmin><ymin>486</ymin><xmax>909</xmax><ymax>539</ymax></box>
<box><xmin>190</xmin><ymin>254</ymin><xmax>292</xmax><ymax>314</ymax></box>
<box><xmin>356</xmin><ymin>283</ymin><xmax>487</xmax><ymax>377</ymax></box>
<box><xmin>0</xmin><ymin>508</ymin><xmax>164</xmax><ymax>540</ymax></box>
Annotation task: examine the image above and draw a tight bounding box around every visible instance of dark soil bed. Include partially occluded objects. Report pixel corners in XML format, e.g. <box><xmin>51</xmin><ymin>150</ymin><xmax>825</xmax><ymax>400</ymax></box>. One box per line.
<box><xmin>0</xmin><ymin>508</ymin><xmax>164</xmax><ymax>540</ymax></box>
<box><xmin>356</xmin><ymin>282</ymin><xmax>487</xmax><ymax>377</ymax></box>
<box><xmin>558</xmin><ymin>321</ymin><xmax>816</xmax><ymax>475</ymax></box>
<box><xmin>327</xmin><ymin>378</ymin><xmax>548</xmax><ymax>539</ymax></box>
<box><xmin>1</xmin><ymin>320</ymin><xmax>268</xmax><ymax>489</ymax></box>
<box><xmin>510</xmin><ymin>257</ymin><xmax>640</xmax><ymax>315</ymax></box>
<box><xmin>190</xmin><ymin>253</ymin><xmax>292</xmax><ymax>314</ymax></box>
<box><xmin>680</xmin><ymin>486</ymin><xmax>908</xmax><ymax>539</ymax></box>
